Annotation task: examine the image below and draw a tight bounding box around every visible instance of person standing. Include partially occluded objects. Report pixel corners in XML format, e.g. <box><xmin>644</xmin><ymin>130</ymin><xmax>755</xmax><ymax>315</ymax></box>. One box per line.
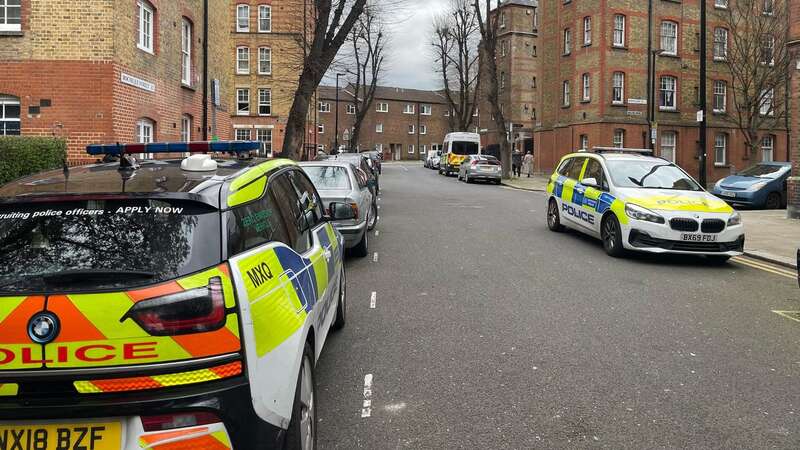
<box><xmin>522</xmin><ymin>151</ymin><xmax>534</xmax><ymax>178</ymax></box>
<box><xmin>512</xmin><ymin>150</ymin><xmax>522</xmax><ymax>178</ymax></box>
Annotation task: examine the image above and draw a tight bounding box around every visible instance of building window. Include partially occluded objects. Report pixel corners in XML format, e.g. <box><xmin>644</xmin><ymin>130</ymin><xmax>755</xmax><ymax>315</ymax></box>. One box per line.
<box><xmin>582</xmin><ymin>73</ymin><xmax>590</xmax><ymax>101</ymax></box>
<box><xmin>376</xmin><ymin>102</ymin><xmax>388</xmax><ymax>112</ymax></box>
<box><xmin>319</xmin><ymin>102</ymin><xmax>331</xmax><ymax>113</ymax></box>
<box><xmin>713</xmin><ymin>28</ymin><xmax>728</xmax><ymax>60</ymax></box>
<box><xmin>421</xmin><ymin>104</ymin><xmax>432</xmax><ymax>115</ymax></box>
<box><xmin>0</xmin><ymin>95</ymin><xmax>20</xmax><ymax>136</ymax></box>
<box><xmin>0</xmin><ymin>0</ymin><xmax>21</xmax><ymax>32</ymax></box>
<box><xmin>420</xmin><ymin>125</ymin><xmax>427</xmax><ymax>135</ymax></box>
<box><xmin>181</xmin><ymin>115</ymin><xmax>192</xmax><ymax>142</ymax></box>
<box><xmin>760</xmin><ymin>88</ymin><xmax>774</xmax><ymax>116</ymax></box>
<box><xmin>258</xmin><ymin>47</ymin><xmax>272</xmax><ymax>74</ymax></box>
<box><xmin>763</xmin><ymin>0</ymin><xmax>774</xmax><ymax>15</ymax></box>
<box><xmin>500</xmin><ymin>12</ymin><xmax>506</xmax><ymax>29</ymax></box>
<box><xmin>580</xmin><ymin>134</ymin><xmax>588</xmax><ymax>150</ymax></box>
<box><xmin>376</xmin><ymin>123</ymin><xmax>383</xmax><ymax>133</ymax></box>
<box><xmin>236</xmin><ymin>4</ymin><xmax>249</xmax><ymax>32</ymax></box>
<box><xmin>501</xmin><ymin>40</ymin><xmax>507</xmax><ymax>57</ymax></box>
<box><xmin>403</xmin><ymin>104</ymin><xmax>415</xmax><ymax>114</ymax></box>
<box><xmin>137</xmin><ymin>1</ymin><xmax>154</xmax><ymax>53</ymax></box>
<box><xmin>760</xmin><ymin>34</ymin><xmax>775</xmax><ymax>65</ymax></box>
<box><xmin>500</xmin><ymin>72</ymin><xmax>506</xmax><ymax>90</ymax></box>
<box><xmin>408</xmin><ymin>125</ymin><xmax>415</xmax><ymax>134</ymax></box>
<box><xmin>713</xmin><ymin>80</ymin><xmax>727</xmax><ymax>113</ymax></box>
<box><xmin>236</xmin><ymin>128</ymin><xmax>251</xmax><ymax>141</ymax></box>
<box><xmin>318</xmin><ymin>124</ymin><xmax>324</xmax><ymax>134</ymax></box>
<box><xmin>714</xmin><ymin>134</ymin><xmax>727</xmax><ymax>166</ymax></box>
<box><xmin>258</xmin><ymin>5</ymin><xmax>271</xmax><ymax>32</ymax></box>
<box><xmin>583</xmin><ymin>17</ymin><xmax>592</xmax><ymax>45</ymax></box>
<box><xmin>181</xmin><ymin>19</ymin><xmax>192</xmax><ymax>85</ymax></box>
<box><xmin>257</xmin><ymin>129</ymin><xmax>272</xmax><ymax>154</ymax></box>
<box><xmin>613</xmin><ymin>129</ymin><xmax>625</xmax><ymax>148</ymax></box>
<box><xmin>237</xmin><ymin>88</ymin><xmax>250</xmax><ymax>115</ymax></box>
<box><xmin>659</xmin><ymin>75</ymin><xmax>677</xmax><ymax>111</ymax></box>
<box><xmin>408</xmin><ymin>144</ymin><xmax>415</xmax><ymax>154</ymax></box>
<box><xmin>136</xmin><ymin>118</ymin><xmax>155</xmax><ymax>143</ymax></box>
<box><xmin>563</xmin><ymin>28</ymin><xmax>571</xmax><ymax>55</ymax></box>
<box><xmin>715</xmin><ymin>0</ymin><xmax>728</xmax><ymax>8</ymax></box>
<box><xmin>660</xmin><ymin>131</ymin><xmax>676</xmax><ymax>162</ymax></box>
<box><xmin>237</xmin><ymin>47</ymin><xmax>250</xmax><ymax>74</ymax></box>
<box><xmin>612</xmin><ymin>72</ymin><xmax>624</xmax><ymax>104</ymax></box>
<box><xmin>562</xmin><ymin>80</ymin><xmax>570</xmax><ymax>106</ymax></box>
<box><xmin>346</xmin><ymin>104</ymin><xmax>356</xmax><ymax>114</ymax></box>
<box><xmin>258</xmin><ymin>88</ymin><xmax>271</xmax><ymax>116</ymax></box>
<box><xmin>613</xmin><ymin>15</ymin><xmax>625</xmax><ymax>47</ymax></box>
<box><xmin>661</xmin><ymin>21</ymin><xmax>678</xmax><ymax>56</ymax></box>
<box><xmin>761</xmin><ymin>134</ymin><xmax>775</xmax><ymax>162</ymax></box>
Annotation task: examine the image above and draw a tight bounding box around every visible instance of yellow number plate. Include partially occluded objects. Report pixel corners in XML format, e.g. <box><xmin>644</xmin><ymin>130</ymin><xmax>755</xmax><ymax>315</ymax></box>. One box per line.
<box><xmin>0</xmin><ymin>422</ymin><xmax>121</xmax><ymax>450</ymax></box>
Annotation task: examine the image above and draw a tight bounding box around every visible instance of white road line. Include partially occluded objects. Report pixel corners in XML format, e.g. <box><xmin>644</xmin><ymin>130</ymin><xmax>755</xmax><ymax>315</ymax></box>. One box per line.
<box><xmin>370</xmin><ymin>291</ymin><xmax>377</xmax><ymax>309</ymax></box>
<box><xmin>377</xmin><ymin>205</ymin><xmax>381</xmax><ymax>209</ymax></box>
<box><xmin>402</xmin><ymin>166</ymin><xmax>409</xmax><ymax>172</ymax></box>
<box><xmin>376</xmin><ymin>215</ymin><xmax>380</xmax><ymax>222</ymax></box>
<box><xmin>373</xmin><ymin>252</ymin><xmax>379</xmax><ymax>262</ymax></box>
<box><xmin>375</xmin><ymin>230</ymin><xmax>380</xmax><ymax>237</ymax></box>
<box><xmin>361</xmin><ymin>374</ymin><xmax>373</xmax><ymax>418</ymax></box>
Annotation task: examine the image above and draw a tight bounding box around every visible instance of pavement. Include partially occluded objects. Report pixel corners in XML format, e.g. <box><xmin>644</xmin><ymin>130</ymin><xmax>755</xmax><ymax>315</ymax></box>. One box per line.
<box><xmin>315</xmin><ymin>163</ymin><xmax>800</xmax><ymax>449</ymax></box>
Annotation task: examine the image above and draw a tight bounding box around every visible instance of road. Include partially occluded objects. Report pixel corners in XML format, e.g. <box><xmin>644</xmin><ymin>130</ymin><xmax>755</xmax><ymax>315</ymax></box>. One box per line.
<box><xmin>315</xmin><ymin>162</ymin><xmax>800</xmax><ymax>449</ymax></box>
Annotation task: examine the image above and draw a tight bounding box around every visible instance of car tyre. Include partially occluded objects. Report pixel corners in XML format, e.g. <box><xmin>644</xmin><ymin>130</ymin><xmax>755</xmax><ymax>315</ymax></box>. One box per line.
<box><xmin>284</xmin><ymin>343</ymin><xmax>316</xmax><ymax>450</ymax></box>
<box><xmin>351</xmin><ymin>228</ymin><xmax>368</xmax><ymax>258</ymax></box>
<box><xmin>465</xmin><ymin>173</ymin><xmax>471</xmax><ymax>183</ymax></box>
<box><xmin>547</xmin><ymin>199</ymin><xmax>565</xmax><ymax>232</ymax></box>
<box><xmin>601</xmin><ymin>214</ymin><xmax>625</xmax><ymax>257</ymax></box>
<box><xmin>706</xmin><ymin>255</ymin><xmax>731</xmax><ymax>265</ymax></box>
<box><xmin>766</xmin><ymin>192</ymin><xmax>782</xmax><ymax>210</ymax></box>
<box><xmin>332</xmin><ymin>266</ymin><xmax>346</xmax><ymax>330</ymax></box>
<box><xmin>367</xmin><ymin>203</ymin><xmax>377</xmax><ymax>231</ymax></box>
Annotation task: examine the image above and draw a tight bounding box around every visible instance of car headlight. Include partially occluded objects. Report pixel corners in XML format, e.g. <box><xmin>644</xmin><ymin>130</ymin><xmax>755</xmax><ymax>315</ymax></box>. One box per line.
<box><xmin>747</xmin><ymin>181</ymin><xmax>768</xmax><ymax>192</ymax></box>
<box><xmin>727</xmin><ymin>212</ymin><xmax>741</xmax><ymax>226</ymax></box>
<box><xmin>625</xmin><ymin>203</ymin><xmax>665</xmax><ymax>224</ymax></box>
<box><xmin>713</xmin><ymin>179</ymin><xmax>724</xmax><ymax>190</ymax></box>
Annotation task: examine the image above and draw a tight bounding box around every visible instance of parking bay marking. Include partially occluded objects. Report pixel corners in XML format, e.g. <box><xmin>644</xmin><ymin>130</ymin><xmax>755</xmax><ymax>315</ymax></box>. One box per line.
<box><xmin>370</xmin><ymin>291</ymin><xmax>376</xmax><ymax>309</ymax></box>
<box><xmin>772</xmin><ymin>311</ymin><xmax>800</xmax><ymax>324</ymax></box>
<box><xmin>373</xmin><ymin>252</ymin><xmax>379</xmax><ymax>262</ymax></box>
<box><xmin>375</xmin><ymin>230</ymin><xmax>380</xmax><ymax>237</ymax></box>
<box><xmin>731</xmin><ymin>256</ymin><xmax>795</xmax><ymax>280</ymax></box>
<box><xmin>361</xmin><ymin>374</ymin><xmax>373</xmax><ymax>418</ymax></box>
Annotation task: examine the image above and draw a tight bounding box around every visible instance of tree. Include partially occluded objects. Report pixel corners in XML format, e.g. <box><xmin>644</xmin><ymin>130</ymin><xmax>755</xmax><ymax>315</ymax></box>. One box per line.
<box><xmin>720</xmin><ymin>0</ymin><xmax>790</xmax><ymax>158</ymax></box>
<box><xmin>346</xmin><ymin>6</ymin><xmax>385</xmax><ymax>151</ymax></box>
<box><xmin>472</xmin><ymin>0</ymin><xmax>510</xmax><ymax>178</ymax></box>
<box><xmin>281</xmin><ymin>0</ymin><xmax>370</xmax><ymax>160</ymax></box>
<box><xmin>432</xmin><ymin>0</ymin><xmax>481</xmax><ymax>132</ymax></box>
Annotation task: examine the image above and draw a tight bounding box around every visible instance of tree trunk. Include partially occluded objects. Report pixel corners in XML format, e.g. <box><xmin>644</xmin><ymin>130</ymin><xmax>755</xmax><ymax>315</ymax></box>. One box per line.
<box><xmin>282</xmin><ymin>70</ymin><xmax>317</xmax><ymax>160</ymax></box>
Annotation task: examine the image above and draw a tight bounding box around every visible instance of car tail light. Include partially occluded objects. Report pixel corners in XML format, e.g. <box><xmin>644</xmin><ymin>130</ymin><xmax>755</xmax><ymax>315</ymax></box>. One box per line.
<box><xmin>124</xmin><ymin>277</ymin><xmax>226</xmax><ymax>336</ymax></box>
<box><xmin>141</xmin><ymin>412</ymin><xmax>221</xmax><ymax>432</ymax></box>
<box><xmin>349</xmin><ymin>202</ymin><xmax>359</xmax><ymax>220</ymax></box>
<box><xmin>471</xmin><ymin>160</ymin><xmax>479</xmax><ymax>166</ymax></box>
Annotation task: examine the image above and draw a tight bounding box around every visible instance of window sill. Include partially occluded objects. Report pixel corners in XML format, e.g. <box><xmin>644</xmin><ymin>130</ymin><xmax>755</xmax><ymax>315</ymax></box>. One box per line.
<box><xmin>712</xmin><ymin>110</ymin><xmax>727</xmax><ymax>115</ymax></box>
<box><xmin>714</xmin><ymin>163</ymin><xmax>729</xmax><ymax>168</ymax></box>
<box><xmin>713</xmin><ymin>58</ymin><xmax>728</xmax><ymax>63</ymax></box>
<box><xmin>236</xmin><ymin>29</ymin><xmax>250</xmax><ymax>33</ymax></box>
<box><xmin>236</xmin><ymin>72</ymin><xmax>250</xmax><ymax>76</ymax></box>
<box><xmin>561</xmin><ymin>104</ymin><xmax>571</xmax><ymax>109</ymax></box>
<box><xmin>258</xmin><ymin>30</ymin><xmax>272</xmax><ymax>33</ymax></box>
<box><xmin>181</xmin><ymin>83</ymin><xmax>196</xmax><ymax>92</ymax></box>
<box><xmin>582</xmin><ymin>43</ymin><xmax>592</xmax><ymax>47</ymax></box>
<box><xmin>137</xmin><ymin>45</ymin><xmax>155</xmax><ymax>56</ymax></box>
<box><xmin>258</xmin><ymin>72</ymin><xmax>272</xmax><ymax>76</ymax></box>
<box><xmin>258</xmin><ymin>114</ymin><xmax>272</xmax><ymax>117</ymax></box>
<box><xmin>659</xmin><ymin>53</ymin><xmax>679</xmax><ymax>58</ymax></box>
<box><xmin>562</xmin><ymin>52</ymin><xmax>571</xmax><ymax>57</ymax></box>
<box><xmin>580</xmin><ymin>99</ymin><xmax>591</xmax><ymax>104</ymax></box>
<box><xmin>610</xmin><ymin>102</ymin><xmax>626</xmax><ymax>107</ymax></box>
<box><xmin>0</xmin><ymin>31</ymin><xmax>23</xmax><ymax>37</ymax></box>
<box><xmin>611</xmin><ymin>45</ymin><xmax>628</xmax><ymax>50</ymax></box>
<box><xmin>659</xmin><ymin>108</ymin><xmax>679</xmax><ymax>113</ymax></box>
<box><xmin>236</xmin><ymin>113</ymin><xmax>250</xmax><ymax>117</ymax></box>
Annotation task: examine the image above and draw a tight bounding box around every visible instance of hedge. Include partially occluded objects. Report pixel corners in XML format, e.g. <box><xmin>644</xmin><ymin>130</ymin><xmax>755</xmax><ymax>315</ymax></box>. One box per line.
<box><xmin>0</xmin><ymin>137</ymin><xmax>67</xmax><ymax>186</ymax></box>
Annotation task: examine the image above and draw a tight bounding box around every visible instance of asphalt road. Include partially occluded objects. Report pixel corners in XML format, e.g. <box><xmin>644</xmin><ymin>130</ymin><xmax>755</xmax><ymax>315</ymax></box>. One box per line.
<box><xmin>315</xmin><ymin>162</ymin><xmax>800</xmax><ymax>449</ymax></box>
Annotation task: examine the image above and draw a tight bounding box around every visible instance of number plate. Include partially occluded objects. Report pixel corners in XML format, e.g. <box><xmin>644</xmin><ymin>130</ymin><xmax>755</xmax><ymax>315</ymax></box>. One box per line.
<box><xmin>681</xmin><ymin>233</ymin><xmax>717</xmax><ymax>242</ymax></box>
<box><xmin>0</xmin><ymin>422</ymin><xmax>121</xmax><ymax>450</ymax></box>
<box><xmin>721</xmin><ymin>190</ymin><xmax>736</xmax><ymax>198</ymax></box>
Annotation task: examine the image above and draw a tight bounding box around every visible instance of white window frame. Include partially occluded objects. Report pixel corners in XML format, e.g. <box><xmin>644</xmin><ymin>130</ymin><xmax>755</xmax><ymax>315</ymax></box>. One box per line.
<box><xmin>137</xmin><ymin>1</ymin><xmax>154</xmax><ymax>54</ymax></box>
<box><xmin>403</xmin><ymin>104</ymin><xmax>415</xmax><ymax>114</ymax></box>
<box><xmin>237</xmin><ymin>47</ymin><xmax>250</xmax><ymax>74</ymax></box>
<box><xmin>500</xmin><ymin>12</ymin><xmax>506</xmax><ymax>29</ymax></box>
<box><xmin>613</xmin><ymin>15</ymin><xmax>625</xmax><ymax>47</ymax></box>
<box><xmin>761</xmin><ymin>34</ymin><xmax>775</xmax><ymax>66</ymax></box>
<box><xmin>346</xmin><ymin>104</ymin><xmax>356</xmax><ymax>114</ymax></box>
<box><xmin>181</xmin><ymin>19</ymin><xmax>192</xmax><ymax>85</ymax></box>
<box><xmin>713</xmin><ymin>28</ymin><xmax>728</xmax><ymax>61</ymax></box>
<box><xmin>763</xmin><ymin>0</ymin><xmax>774</xmax><ymax>15</ymax></box>
<box><xmin>258</xmin><ymin>88</ymin><xmax>271</xmax><ymax>116</ymax></box>
<box><xmin>613</xmin><ymin>129</ymin><xmax>625</xmax><ymax>148</ymax></box>
<box><xmin>319</xmin><ymin>102</ymin><xmax>331</xmax><ymax>113</ymax></box>
<box><xmin>408</xmin><ymin>124</ymin><xmax>415</xmax><ymax>134</ymax></box>
<box><xmin>582</xmin><ymin>73</ymin><xmax>590</xmax><ymax>101</ymax></box>
<box><xmin>236</xmin><ymin>88</ymin><xmax>250</xmax><ymax>115</ymax></box>
<box><xmin>421</xmin><ymin>104</ymin><xmax>432</xmax><ymax>115</ymax></box>
<box><xmin>563</xmin><ymin>28</ymin><xmax>571</xmax><ymax>55</ymax></box>
<box><xmin>660</xmin><ymin>131</ymin><xmax>676</xmax><ymax>162</ymax></box>
<box><xmin>258</xmin><ymin>5</ymin><xmax>272</xmax><ymax>32</ymax></box>
<box><xmin>714</xmin><ymin>134</ymin><xmax>727</xmax><ymax>166</ymax></box>
<box><xmin>257</xmin><ymin>129</ymin><xmax>273</xmax><ymax>154</ymax></box>
<box><xmin>236</xmin><ymin>4</ymin><xmax>250</xmax><ymax>32</ymax></box>
<box><xmin>761</xmin><ymin>135</ymin><xmax>774</xmax><ymax>162</ymax></box>
<box><xmin>713</xmin><ymin>80</ymin><xmax>727</xmax><ymax>113</ymax></box>
<box><xmin>375</xmin><ymin>123</ymin><xmax>383</xmax><ymax>133</ymax></box>
<box><xmin>612</xmin><ymin>72</ymin><xmax>624</xmax><ymax>105</ymax></box>
<box><xmin>258</xmin><ymin>47</ymin><xmax>272</xmax><ymax>75</ymax></box>
<box><xmin>408</xmin><ymin>144</ymin><xmax>415</xmax><ymax>154</ymax></box>
<box><xmin>180</xmin><ymin>115</ymin><xmax>191</xmax><ymax>142</ymax></box>
<box><xmin>0</xmin><ymin>0</ymin><xmax>21</xmax><ymax>32</ymax></box>
<box><xmin>500</xmin><ymin>72</ymin><xmax>506</xmax><ymax>90</ymax></box>
<box><xmin>759</xmin><ymin>88</ymin><xmax>774</xmax><ymax>116</ymax></box>
<box><xmin>420</xmin><ymin>125</ymin><xmax>427</xmax><ymax>135</ymax></box>
<box><xmin>661</xmin><ymin>21</ymin><xmax>678</xmax><ymax>56</ymax></box>
<box><xmin>0</xmin><ymin>95</ymin><xmax>21</xmax><ymax>136</ymax></box>
<box><xmin>562</xmin><ymin>80</ymin><xmax>570</xmax><ymax>106</ymax></box>
<box><xmin>583</xmin><ymin>16</ymin><xmax>591</xmax><ymax>45</ymax></box>
<box><xmin>376</xmin><ymin>102</ymin><xmax>388</xmax><ymax>112</ymax></box>
<box><xmin>659</xmin><ymin>75</ymin><xmax>677</xmax><ymax>111</ymax></box>
<box><xmin>318</xmin><ymin>124</ymin><xmax>325</xmax><ymax>134</ymax></box>
<box><xmin>235</xmin><ymin>128</ymin><xmax>251</xmax><ymax>141</ymax></box>
<box><xmin>715</xmin><ymin>0</ymin><xmax>728</xmax><ymax>8</ymax></box>
<box><xmin>580</xmin><ymin>135</ymin><xmax>588</xmax><ymax>150</ymax></box>
<box><xmin>136</xmin><ymin>118</ymin><xmax>154</xmax><ymax>144</ymax></box>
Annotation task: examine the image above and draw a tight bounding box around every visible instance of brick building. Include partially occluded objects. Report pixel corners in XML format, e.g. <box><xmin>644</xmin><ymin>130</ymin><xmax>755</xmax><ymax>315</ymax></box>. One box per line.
<box><xmin>0</xmin><ymin>0</ymin><xmax>233</xmax><ymax>164</ymax></box>
<box><xmin>315</xmin><ymin>85</ymin><xmax>452</xmax><ymax>161</ymax></box>
<box><xmin>229</xmin><ymin>0</ymin><xmax>312</xmax><ymax>156</ymax></box>
<box><xmin>485</xmin><ymin>0</ymin><xmax>789</xmax><ymax>183</ymax></box>
<box><xmin>789</xmin><ymin>0</ymin><xmax>799</xmax><ymax>218</ymax></box>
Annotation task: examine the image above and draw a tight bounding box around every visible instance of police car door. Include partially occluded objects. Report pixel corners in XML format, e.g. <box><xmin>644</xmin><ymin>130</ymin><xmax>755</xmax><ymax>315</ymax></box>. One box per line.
<box><xmin>560</xmin><ymin>156</ymin><xmax>588</xmax><ymax>229</ymax></box>
<box><xmin>577</xmin><ymin>158</ymin><xmax>607</xmax><ymax>236</ymax></box>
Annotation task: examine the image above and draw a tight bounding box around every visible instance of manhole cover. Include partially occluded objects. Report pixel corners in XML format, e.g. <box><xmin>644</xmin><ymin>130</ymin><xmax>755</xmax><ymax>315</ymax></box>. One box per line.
<box><xmin>772</xmin><ymin>311</ymin><xmax>800</xmax><ymax>323</ymax></box>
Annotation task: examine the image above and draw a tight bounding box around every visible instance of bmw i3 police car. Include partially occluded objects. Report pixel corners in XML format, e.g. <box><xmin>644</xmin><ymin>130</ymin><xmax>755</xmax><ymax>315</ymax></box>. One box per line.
<box><xmin>0</xmin><ymin>141</ymin><xmax>351</xmax><ymax>450</ymax></box>
<box><xmin>546</xmin><ymin>147</ymin><xmax>744</xmax><ymax>263</ymax></box>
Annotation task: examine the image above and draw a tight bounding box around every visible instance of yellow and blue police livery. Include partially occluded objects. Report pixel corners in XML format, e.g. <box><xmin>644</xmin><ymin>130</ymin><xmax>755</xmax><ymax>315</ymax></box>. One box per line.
<box><xmin>546</xmin><ymin>148</ymin><xmax>744</xmax><ymax>263</ymax></box>
<box><xmin>0</xmin><ymin>141</ymin><xmax>349</xmax><ymax>450</ymax></box>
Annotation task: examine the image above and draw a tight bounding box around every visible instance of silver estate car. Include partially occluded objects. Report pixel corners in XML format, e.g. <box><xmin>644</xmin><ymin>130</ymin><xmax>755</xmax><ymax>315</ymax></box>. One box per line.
<box><xmin>458</xmin><ymin>155</ymin><xmax>502</xmax><ymax>184</ymax></box>
<box><xmin>301</xmin><ymin>161</ymin><xmax>377</xmax><ymax>257</ymax></box>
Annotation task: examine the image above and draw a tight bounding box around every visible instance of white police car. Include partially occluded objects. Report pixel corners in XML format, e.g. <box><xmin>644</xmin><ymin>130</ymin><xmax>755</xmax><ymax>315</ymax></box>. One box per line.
<box><xmin>546</xmin><ymin>148</ymin><xmax>744</xmax><ymax>263</ymax></box>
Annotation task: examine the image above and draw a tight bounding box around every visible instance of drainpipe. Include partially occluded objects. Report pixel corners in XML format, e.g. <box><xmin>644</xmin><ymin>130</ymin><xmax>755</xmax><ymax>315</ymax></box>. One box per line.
<box><xmin>202</xmin><ymin>0</ymin><xmax>209</xmax><ymax>141</ymax></box>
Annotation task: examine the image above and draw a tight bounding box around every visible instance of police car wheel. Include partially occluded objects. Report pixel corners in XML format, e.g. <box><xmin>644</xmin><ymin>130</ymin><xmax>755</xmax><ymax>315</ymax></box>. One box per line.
<box><xmin>601</xmin><ymin>215</ymin><xmax>625</xmax><ymax>257</ymax></box>
<box><xmin>285</xmin><ymin>344</ymin><xmax>316</xmax><ymax>450</ymax></box>
<box><xmin>351</xmin><ymin>228</ymin><xmax>369</xmax><ymax>257</ymax></box>
<box><xmin>547</xmin><ymin>199</ymin><xmax>564</xmax><ymax>232</ymax></box>
<box><xmin>332</xmin><ymin>266</ymin><xmax>346</xmax><ymax>330</ymax></box>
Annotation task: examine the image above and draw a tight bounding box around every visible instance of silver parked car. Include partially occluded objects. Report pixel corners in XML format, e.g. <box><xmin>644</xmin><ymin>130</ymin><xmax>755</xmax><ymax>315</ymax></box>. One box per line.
<box><xmin>300</xmin><ymin>161</ymin><xmax>376</xmax><ymax>257</ymax></box>
<box><xmin>458</xmin><ymin>155</ymin><xmax>502</xmax><ymax>184</ymax></box>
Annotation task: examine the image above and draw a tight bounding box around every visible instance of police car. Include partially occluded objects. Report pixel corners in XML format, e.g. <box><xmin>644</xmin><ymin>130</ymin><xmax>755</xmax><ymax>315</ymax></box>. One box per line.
<box><xmin>0</xmin><ymin>141</ymin><xmax>351</xmax><ymax>450</ymax></box>
<box><xmin>546</xmin><ymin>147</ymin><xmax>744</xmax><ymax>263</ymax></box>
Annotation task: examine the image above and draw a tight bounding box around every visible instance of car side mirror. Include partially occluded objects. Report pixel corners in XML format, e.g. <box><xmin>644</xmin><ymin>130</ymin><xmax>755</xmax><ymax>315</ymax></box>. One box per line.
<box><xmin>581</xmin><ymin>177</ymin><xmax>599</xmax><ymax>189</ymax></box>
<box><xmin>329</xmin><ymin>202</ymin><xmax>355</xmax><ymax>220</ymax></box>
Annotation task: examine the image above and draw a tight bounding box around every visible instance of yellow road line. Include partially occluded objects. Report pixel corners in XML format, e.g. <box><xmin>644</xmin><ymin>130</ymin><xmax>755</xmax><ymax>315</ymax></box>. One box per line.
<box><xmin>772</xmin><ymin>311</ymin><xmax>800</xmax><ymax>323</ymax></box>
<box><xmin>731</xmin><ymin>256</ymin><xmax>796</xmax><ymax>280</ymax></box>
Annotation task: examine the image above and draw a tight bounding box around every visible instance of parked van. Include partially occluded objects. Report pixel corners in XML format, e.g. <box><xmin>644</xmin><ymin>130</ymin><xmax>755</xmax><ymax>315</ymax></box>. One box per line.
<box><xmin>439</xmin><ymin>132</ymin><xmax>481</xmax><ymax>176</ymax></box>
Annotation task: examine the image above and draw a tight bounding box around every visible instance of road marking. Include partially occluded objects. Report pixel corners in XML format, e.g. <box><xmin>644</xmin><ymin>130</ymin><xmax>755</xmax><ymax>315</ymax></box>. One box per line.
<box><xmin>361</xmin><ymin>374</ymin><xmax>373</xmax><ymax>418</ymax></box>
<box><xmin>377</xmin><ymin>215</ymin><xmax>380</xmax><ymax>222</ymax></box>
<box><xmin>772</xmin><ymin>311</ymin><xmax>800</xmax><ymax>323</ymax></box>
<box><xmin>375</xmin><ymin>230</ymin><xmax>380</xmax><ymax>237</ymax></box>
<box><xmin>377</xmin><ymin>205</ymin><xmax>381</xmax><ymax>209</ymax></box>
<box><xmin>731</xmin><ymin>256</ymin><xmax>795</xmax><ymax>280</ymax></box>
<box><xmin>370</xmin><ymin>291</ymin><xmax>376</xmax><ymax>309</ymax></box>
<box><xmin>402</xmin><ymin>166</ymin><xmax>409</xmax><ymax>172</ymax></box>
<box><xmin>373</xmin><ymin>252</ymin><xmax>379</xmax><ymax>262</ymax></box>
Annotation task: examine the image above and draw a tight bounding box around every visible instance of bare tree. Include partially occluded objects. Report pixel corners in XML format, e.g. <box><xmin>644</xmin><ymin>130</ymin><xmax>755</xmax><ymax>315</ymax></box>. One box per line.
<box><xmin>281</xmin><ymin>0</ymin><xmax>370</xmax><ymax>160</ymax></box>
<box><xmin>473</xmin><ymin>0</ymin><xmax>510</xmax><ymax>178</ymax></box>
<box><xmin>720</xmin><ymin>0</ymin><xmax>790</xmax><ymax>158</ymax></box>
<box><xmin>432</xmin><ymin>0</ymin><xmax>480</xmax><ymax>132</ymax></box>
<box><xmin>347</xmin><ymin>7</ymin><xmax>385</xmax><ymax>151</ymax></box>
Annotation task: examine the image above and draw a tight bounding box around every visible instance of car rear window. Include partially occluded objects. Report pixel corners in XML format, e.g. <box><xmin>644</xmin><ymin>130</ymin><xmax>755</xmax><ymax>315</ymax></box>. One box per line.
<box><xmin>303</xmin><ymin>166</ymin><xmax>352</xmax><ymax>190</ymax></box>
<box><xmin>0</xmin><ymin>199</ymin><xmax>221</xmax><ymax>293</ymax></box>
<box><xmin>451</xmin><ymin>141</ymin><xmax>479</xmax><ymax>155</ymax></box>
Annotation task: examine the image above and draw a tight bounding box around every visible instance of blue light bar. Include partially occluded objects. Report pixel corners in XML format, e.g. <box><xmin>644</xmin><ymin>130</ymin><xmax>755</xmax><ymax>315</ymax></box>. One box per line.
<box><xmin>86</xmin><ymin>141</ymin><xmax>262</xmax><ymax>156</ymax></box>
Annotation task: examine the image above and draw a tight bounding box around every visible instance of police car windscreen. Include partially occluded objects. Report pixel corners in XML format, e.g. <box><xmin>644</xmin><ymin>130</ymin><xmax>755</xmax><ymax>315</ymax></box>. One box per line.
<box><xmin>304</xmin><ymin>166</ymin><xmax>352</xmax><ymax>190</ymax></box>
<box><xmin>606</xmin><ymin>161</ymin><xmax>702</xmax><ymax>191</ymax></box>
<box><xmin>451</xmin><ymin>142</ymin><xmax>479</xmax><ymax>156</ymax></box>
<box><xmin>0</xmin><ymin>199</ymin><xmax>221</xmax><ymax>293</ymax></box>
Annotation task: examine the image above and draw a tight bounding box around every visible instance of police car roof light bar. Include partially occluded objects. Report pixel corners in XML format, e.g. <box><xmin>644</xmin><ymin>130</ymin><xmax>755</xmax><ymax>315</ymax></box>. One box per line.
<box><xmin>592</xmin><ymin>147</ymin><xmax>654</xmax><ymax>155</ymax></box>
<box><xmin>85</xmin><ymin>141</ymin><xmax>261</xmax><ymax>156</ymax></box>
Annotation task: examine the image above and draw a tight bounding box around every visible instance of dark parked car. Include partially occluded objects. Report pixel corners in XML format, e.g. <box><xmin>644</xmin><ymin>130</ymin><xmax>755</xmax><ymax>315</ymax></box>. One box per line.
<box><xmin>361</xmin><ymin>150</ymin><xmax>382</xmax><ymax>174</ymax></box>
<box><xmin>711</xmin><ymin>162</ymin><xmax>791</xmax><ymax>209</ymax></box>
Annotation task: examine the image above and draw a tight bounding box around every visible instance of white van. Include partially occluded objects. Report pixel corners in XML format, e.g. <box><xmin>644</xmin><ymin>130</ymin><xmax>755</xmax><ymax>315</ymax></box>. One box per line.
<box><xmin>439</xmin><ymin>132</ymin><xmax>481</xmax><ymax>176</ymax></box>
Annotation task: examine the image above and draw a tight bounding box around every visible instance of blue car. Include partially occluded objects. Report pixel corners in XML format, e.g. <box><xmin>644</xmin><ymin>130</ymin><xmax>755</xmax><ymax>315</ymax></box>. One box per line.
<box><xmin>711</xmin><ymin>162</ymin><xmax>792</xmax><ymax>209</ymax></box>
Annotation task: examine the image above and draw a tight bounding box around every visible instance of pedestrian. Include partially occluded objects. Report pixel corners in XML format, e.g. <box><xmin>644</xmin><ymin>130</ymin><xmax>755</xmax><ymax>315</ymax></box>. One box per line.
<box><xmin>512</xmin><ymin>150</ymin><xmax>522</xmax><ymax>178</ymax></box>
<box><xmin>522</xmin><ymin>151</ymin><xmax>534</xmax><ymax>178</ymax></box>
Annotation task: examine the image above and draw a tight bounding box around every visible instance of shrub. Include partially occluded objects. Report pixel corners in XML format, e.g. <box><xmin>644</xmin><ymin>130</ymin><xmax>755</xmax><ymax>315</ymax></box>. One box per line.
<box><xmin>0</xmin><ymin>137</ymin><xmax>67</xmax><ymax>185</ymax></box>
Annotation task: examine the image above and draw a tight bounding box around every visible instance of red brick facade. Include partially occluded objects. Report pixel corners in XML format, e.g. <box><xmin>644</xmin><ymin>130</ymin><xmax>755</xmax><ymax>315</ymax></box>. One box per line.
<box><xmin>789</xmin><ymin>0</ymin><xmax>800</xmax><ymax>218</ymax></box>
